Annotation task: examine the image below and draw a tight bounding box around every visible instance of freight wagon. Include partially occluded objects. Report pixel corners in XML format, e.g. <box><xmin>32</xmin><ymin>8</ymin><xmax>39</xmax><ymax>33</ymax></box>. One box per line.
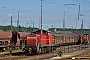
<box><xmin>0</xmin><ymin>31</ymin><xmax>31</xmax><ymax>52</ymax></box>
<box><xmin>0</xmin><ymin>31</ymin><xmax>12</xmax><ymax>51</ymax></box>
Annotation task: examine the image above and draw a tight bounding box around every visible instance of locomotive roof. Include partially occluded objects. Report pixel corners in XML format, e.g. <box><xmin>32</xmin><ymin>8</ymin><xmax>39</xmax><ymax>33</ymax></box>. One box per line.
<box><xmin>32</xmin><ymin>29</ymin><xmax>48</xmax><ymax>32</ymax></box>
<box><xmin>0</xmin><ymin>31</ymin><xmax>12</xmax><ymax>39</ymax></box>
<box><xmin>31</xmin><ymin>29</ymin><xmax>50</xmax><ymax>34</ymax></box>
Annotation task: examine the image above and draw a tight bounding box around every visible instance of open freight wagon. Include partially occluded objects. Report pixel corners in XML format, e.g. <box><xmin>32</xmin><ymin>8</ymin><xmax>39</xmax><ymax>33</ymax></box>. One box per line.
<box><xmin>0</xmin><ymin>31</ymin><xmax>31</xmax><ymax>52</ymax></box>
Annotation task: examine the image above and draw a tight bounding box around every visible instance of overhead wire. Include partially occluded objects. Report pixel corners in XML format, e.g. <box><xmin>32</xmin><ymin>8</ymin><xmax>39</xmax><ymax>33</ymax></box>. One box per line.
<box><xmin>44</xmin><ymin>0</ymin><xmax>90</xmax><ymax>19</ymax></box>
<box><xmin>84</xmin><ymin>0</ymin><xmax>90</xmax><ymax>3</ymax></box>
<box><xmin>43</xmin><ymin>0</ymin><xmax>65</xmax><ymax>9</ymax></box>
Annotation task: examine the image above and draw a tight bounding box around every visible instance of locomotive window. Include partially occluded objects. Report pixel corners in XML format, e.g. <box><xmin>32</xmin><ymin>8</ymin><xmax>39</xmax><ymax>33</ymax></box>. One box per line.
<box><xmin>36</xmin><ymin>31</ymin><xmax>40</xmax><ymax>34</ymax></box>
<box><xmin>83</xmin><ymin>34</ymin><xmax>88</xmax><ymax>36</ymax></box>
<box><xmin>32</xmin><ymin>31</ymin><xmax>40</xmax><ymax>34</ymax></box>
<box><xmin>83</xmin><ymin>35</ymin><xmax>86</xmax><ymax>36</ymax></box>
<box><xmin>32</xmin><ymin>30</ymin><xmax>48</xmax><ymax>34</ymax></box>
<box><xmin>43</xmin><ymin>31</ymin><xmax>48</xmax><ymax>34</ymax></box>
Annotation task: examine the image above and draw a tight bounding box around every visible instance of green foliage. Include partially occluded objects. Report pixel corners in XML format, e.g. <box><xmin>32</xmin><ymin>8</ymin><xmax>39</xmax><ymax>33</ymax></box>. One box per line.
<box><xmin>48</xmin><ymin>28</ymin><xmax>90</xmax><ymax>33</ymax></box>
<box><xmin>0</xmin><ymin>25</ymin><xmax>90</xmax><ymax>33</ymax></box>
<box><xmin>0</xmin><ymin>25</ymin><xmax>39</xmax><ymax>32</ymax></box>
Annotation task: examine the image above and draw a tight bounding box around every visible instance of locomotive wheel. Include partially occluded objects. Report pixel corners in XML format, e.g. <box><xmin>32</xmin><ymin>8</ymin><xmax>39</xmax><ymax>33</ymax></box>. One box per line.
<box><xmin>44</xmin><ymin>48</ymin><xmax>46</xmax><ymax>54</ymax></box>
<box><xmin>39</xmin><ymin>48</ymin><xmax>42</xmax><ymax>54</ymax></box>
<box><xmin>51</xmin><ymin>47</ymin><xmax>54</xmax><ymax>52</ymax></box>
<box><xmin>42</xmin><ymin>48</ymin><xmax>46</xmax><ymax>54</ymax></box>
<box><xmin>0</xmin><ymin>48</ymin><xmax>5</xmax><ymax>52</ymax></box>
<box><xmin>24</xmin><ymin>50</ymin><xmax>30</xmax><ymax>55</ymax></box>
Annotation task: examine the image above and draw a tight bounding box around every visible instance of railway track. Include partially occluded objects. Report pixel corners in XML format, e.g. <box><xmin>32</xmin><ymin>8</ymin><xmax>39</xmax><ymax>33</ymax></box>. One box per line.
<box><xmin>49</xmin><ymin>44</ymin><xmax>90</xmax><ymax>60</ymax></box>
<box><xmin>0</xmin><ymin>52</ymin><xmax>56</xmax><ymax>60</ymax></box>
<box><xmin>0</xmin><ymin>44</ymin><xmax>89</xmax><ymax>60</ymax></box>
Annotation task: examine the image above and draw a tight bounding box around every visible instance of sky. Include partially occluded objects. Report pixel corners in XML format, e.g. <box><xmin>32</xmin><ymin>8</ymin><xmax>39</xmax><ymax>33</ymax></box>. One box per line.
<box><xmin>0</xmin><ymin>0</ymin><xmax>90</xmax><ymax>30</ymax></box>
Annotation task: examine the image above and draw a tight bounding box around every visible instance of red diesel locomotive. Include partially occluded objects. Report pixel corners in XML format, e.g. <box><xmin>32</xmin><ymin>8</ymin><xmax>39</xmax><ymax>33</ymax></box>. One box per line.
<box><xmin>82</xmin><ymin>34</ymin><xmax>90</xmax><ymax>44</ymax></box>
<box><xmin>24</xmin><ymin>30</ymin><xmax>54</xmax><ymax>54</ymax></box>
